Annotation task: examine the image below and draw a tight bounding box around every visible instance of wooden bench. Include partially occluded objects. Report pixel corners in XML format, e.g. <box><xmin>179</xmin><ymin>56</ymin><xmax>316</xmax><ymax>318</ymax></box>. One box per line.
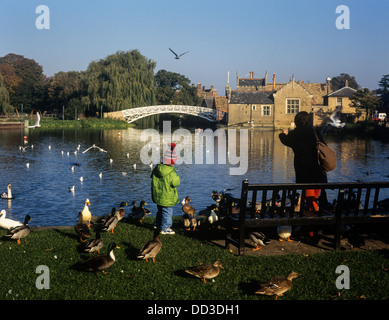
<box><xmin>224</xmin><ymin>180</ymin><xmax>389</xmax><ymax>255</ymax></box>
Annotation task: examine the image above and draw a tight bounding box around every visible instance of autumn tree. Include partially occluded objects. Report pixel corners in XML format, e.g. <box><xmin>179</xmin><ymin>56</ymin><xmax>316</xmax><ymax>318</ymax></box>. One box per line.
<box><xmin>0</xmin><ymin>54</ymin><xmax>45</xmax><ymax>112</ymax></box>
<box><xmin>46</xmin><ymin>71</ymin><xmax>86</xmax><ymax>118</ymax></box>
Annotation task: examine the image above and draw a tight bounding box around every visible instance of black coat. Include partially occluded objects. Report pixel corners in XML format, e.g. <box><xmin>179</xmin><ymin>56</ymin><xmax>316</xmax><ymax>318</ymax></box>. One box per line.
<box><xmin>279</xmin><ymin>126</ymin><xmax>327</xmax><ymax>184</ymax></box>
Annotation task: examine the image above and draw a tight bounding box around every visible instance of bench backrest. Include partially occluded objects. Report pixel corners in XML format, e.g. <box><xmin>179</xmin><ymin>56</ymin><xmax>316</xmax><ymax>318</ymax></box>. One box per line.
<box><xmin>237</xmin><ymin>180</ymin><xmax>389</xmax><ymax>220</ymax></box>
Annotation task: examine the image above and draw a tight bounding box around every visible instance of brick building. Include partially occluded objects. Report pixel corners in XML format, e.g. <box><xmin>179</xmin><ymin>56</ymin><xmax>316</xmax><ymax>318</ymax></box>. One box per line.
<box><xmin>226</xmin><ymin>71</ymin><xmax>360</xmax><ymax>128</ymax></box>
<box><xmin>197</xmin><ymin>83</ymin><xmax>227</xmax><ymax>121</ymax></box>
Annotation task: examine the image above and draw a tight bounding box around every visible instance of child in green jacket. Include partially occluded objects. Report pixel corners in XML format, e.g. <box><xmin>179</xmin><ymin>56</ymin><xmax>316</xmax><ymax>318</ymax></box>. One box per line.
<box><xmin>151</xmin><ymin>143</ymin><xmax>180</xmax><ymax>234</ymax></box>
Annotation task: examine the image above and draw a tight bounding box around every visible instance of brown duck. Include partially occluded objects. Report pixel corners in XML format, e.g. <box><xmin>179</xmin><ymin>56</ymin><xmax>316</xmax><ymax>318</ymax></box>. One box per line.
<box><xmin>137</xmin><ymin>235</ymin><xmax>162</xmax><ymax>263</ymax></box>
<box><xmin>75</xmin><ymin>211</ymin><xmax>91</xmax><ymax>242</ymax></box>
<box><xmin>185</xmin><ymin>260</ymin><xmax>223</xmax><ymax>283</ymax></box>
<box><xmin>255</xmin><ymin>271</ymin><xmax>298</xmax><ymax>300</ymax></box>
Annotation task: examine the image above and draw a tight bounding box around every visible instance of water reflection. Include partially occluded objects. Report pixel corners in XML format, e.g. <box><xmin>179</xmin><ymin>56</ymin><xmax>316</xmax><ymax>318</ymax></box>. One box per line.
<box><xmin>0</xmin><ymin>127</ymin><xmax>388</xmax><ymax>226</ymax></box>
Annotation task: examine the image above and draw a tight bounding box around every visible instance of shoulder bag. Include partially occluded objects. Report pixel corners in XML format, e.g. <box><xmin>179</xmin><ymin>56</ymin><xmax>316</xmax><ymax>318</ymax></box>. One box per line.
<box><xmin>313</xmin><ymin>129</ymin><xmax>336</xmax><ymax>172</ymax></box>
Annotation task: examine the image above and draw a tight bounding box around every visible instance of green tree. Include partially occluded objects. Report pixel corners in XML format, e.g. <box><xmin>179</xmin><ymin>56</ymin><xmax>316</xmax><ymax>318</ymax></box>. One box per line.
<box><xmin>349</xmin><ymin>88</ymin><xmax>380</xmax><ymax>120</ymax></box>
<box><xmin>83</xmin><ymin>50</ymin><xmax>156</xmax><ymax>114</ymax></box>
<box><xmin>331</xmin><ymin>73</ymin><xmax>359</xmax><ymax>91</ymax></box>
<box><xmin>376</xmin><ymin>74</ymin><xmax>389</xmax><ymax>108</ymax></box>
<box><xmin>0</xmin><ymin>53</ymin><xmax>45</xmax><ymax>112</ymax></box>
<box><xmin>155</xmin><ymin>69</ymin><xmax>201</xmax><ymax>106</ymax></box>
<box><xmin>0</xmin><ymin>73</ymin><xmax>11</xmax><ymax>114</ymax></box>
<box><xmin>46</xmin><ymin>71</ymin><xmax>84</xmax><ymax>116</ymax></box>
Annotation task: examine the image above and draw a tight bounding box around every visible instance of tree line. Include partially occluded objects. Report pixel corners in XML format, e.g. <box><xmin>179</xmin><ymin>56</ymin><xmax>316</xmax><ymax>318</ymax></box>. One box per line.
<box><xmin>0</xmin><ymin>50</ymin><xmax>388</xmax><ymax>121</ymax></box>
<box><xmin>0</xmin><ymin>50</ymin><xmax>201</xmax><ymax>123</ymax></box>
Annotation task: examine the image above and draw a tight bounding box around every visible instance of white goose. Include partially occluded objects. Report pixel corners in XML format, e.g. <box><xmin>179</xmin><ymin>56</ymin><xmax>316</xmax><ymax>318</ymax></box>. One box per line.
<box><xmin>1</xmin><ymin>183</ymin><xmax>14</xmax><ymax>199</ymax></box>
<box><xmin>0</xmin><ymin>210</ymin><xmax>23</xmax><ymax>230</ymax></box>
<box><xmin>81</xmin><ymin>199</ymin><xmax>92</xmax><ymax>227</ymax></box>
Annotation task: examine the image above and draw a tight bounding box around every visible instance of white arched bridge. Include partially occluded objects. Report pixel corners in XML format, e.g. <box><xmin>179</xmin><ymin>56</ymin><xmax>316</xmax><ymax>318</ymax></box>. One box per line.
<box><xmin>121</xmin><ymin>105</ymin><xmax>218</xmax><ymax>123</ymax></box>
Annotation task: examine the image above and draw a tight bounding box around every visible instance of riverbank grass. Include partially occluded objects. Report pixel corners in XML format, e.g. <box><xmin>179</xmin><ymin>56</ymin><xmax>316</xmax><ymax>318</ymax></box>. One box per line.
<box><xmin>0</xmin><ymin>217</ymin><xmax>388</xmax><ymax>300</ymax></box>
<box><xmin>32</xmin><ymin>118</ymin><xmax>136</xmax><ymax>129</ymax></box>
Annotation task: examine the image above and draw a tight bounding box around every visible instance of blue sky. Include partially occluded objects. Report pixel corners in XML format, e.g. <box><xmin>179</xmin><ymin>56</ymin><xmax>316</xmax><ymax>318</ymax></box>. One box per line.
<box><xmin>1</xmin><ymin>0</ymin><xmax>388</xmax><ymax>94</ymax></box>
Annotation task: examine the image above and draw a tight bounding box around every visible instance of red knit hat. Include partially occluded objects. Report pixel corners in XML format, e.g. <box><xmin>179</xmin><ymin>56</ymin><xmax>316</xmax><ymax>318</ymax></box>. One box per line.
<box><xmin>163</xmin><ymin>143</ymin><xmax>177</xmax><ymax>165</ymax></box>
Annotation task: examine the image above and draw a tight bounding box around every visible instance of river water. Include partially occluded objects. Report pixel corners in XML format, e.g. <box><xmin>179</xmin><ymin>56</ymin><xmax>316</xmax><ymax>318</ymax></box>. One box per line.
<box><xmin>0</xmin><ymin>125</ymin><xmax>388</xmax><ymax>227</ymax></box>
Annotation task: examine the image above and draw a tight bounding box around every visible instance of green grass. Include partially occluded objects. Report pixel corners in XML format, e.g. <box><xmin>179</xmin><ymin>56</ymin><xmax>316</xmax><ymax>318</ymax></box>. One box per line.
<box><xmin>0</xmin><ymin>217</ymin><xmax>388</xmax><ymax>300</ymax></box>
<box><xmin>32</xmin><ymin>118</ymin><xmax>136</xmax><ymax>129</ymax></box>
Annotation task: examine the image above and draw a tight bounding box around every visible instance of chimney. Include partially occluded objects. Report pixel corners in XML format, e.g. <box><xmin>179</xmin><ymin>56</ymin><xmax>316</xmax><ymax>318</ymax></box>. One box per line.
<box><xmin>345</xmin><ymin>79</ymin><xmax>349</xmax><ymax>87</ymax></box>
<box><xmin>197</xmin><ymin>83</ymin><xmax>201</xmax><ymax>91</ymax></box>
<box><xmin>326</xmin><ymin>77</ymin><xmax>331</xmax><ymax>95</ymax></box>
<box><xmin>250</xmin><ymin>71</ymin><xmax>254</xmax><ymax>79</ymax></box>
<box><xmin>273</xmin><ymin>73</ymin><xmax>276</xmax><ymax>91</ymax></box>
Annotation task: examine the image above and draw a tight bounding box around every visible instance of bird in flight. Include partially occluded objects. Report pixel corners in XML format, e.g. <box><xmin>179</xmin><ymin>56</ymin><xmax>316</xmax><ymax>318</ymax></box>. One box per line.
<box><xmin>169</xmin><ymin>48</ymin><xmax>189</xmax><ymax>59</ymax></box>
<box><xmin>28</xmin><ymin>111</ymin><xmax>41</xmax><ymax>129</ymax></box>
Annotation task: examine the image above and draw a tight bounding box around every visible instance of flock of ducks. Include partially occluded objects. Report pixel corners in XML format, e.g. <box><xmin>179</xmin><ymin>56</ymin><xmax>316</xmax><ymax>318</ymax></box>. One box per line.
<box><xmin>0</xmin><ymin>182</ymin><xmax>300</xmax><ymax>298</ymax></box>
<box><xmin>72</xmin><ymin>198</ymin><xmax>227</xmax><ymax>283</ymax></box>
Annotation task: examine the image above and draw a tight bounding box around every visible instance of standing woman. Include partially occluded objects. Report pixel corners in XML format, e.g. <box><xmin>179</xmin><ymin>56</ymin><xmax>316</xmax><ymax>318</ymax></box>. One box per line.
<box><xmin>279</xmin><ymin>111</ymin><xmax>327</xmax><ymax>212</ymax></box>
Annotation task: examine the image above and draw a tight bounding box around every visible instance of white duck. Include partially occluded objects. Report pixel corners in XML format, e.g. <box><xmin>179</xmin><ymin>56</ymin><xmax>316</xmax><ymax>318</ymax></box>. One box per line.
<box><xmin>208</xmin><ymin>209</ymin><xmax>219</xmax><ymax>224</ymax></box>
<box><xmin>277</xmin><ymin>225</ymin><xmax>292</xmax><ymax>242</ymax></box>
<box><xmin>1</xmin><ymin>183</ymin><xmax>14</xmax><ymax>200</ymax></box>
<box><xmin>81</xmin><ymin>199</ymin><xmax>92</xmax><ymax>227</ymax></box>
<box><xmin>0</xmin><ymin>210</ymin><xmax>23</xmax><ymax>230</ymax></box>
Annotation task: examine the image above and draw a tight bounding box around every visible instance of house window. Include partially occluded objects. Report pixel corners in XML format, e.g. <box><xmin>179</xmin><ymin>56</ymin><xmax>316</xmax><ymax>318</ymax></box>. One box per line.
<box><xmin>286</xmin><ymin>99</ymin><xmax>300</xmax><ymax>114</ymax></box>
<box><xmin>262</xmin><ymin>105</ymin><xmax>271</xmax><ymax>116</ymax></box>
<box><xmin>337</xmin><ymin>98</ymin><xmax>342</xmax><ymax>106</ymax></box>
<box><xmin>252</xmin><ymin>105</ymin><xmax>256</xmax><ymax>110</ymax></box>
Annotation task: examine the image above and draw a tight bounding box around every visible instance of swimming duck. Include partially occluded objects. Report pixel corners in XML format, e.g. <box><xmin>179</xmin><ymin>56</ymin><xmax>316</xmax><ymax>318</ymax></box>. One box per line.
<box><xmin>81</xmin><ymin>199</ymin><xmax>92</xmax><ymax>227</ymax></box>
<box><xmin>1</xmin><ymin>183</ymin><xmax>14</xmax><ymax>200</ymax></box>
<box><xmin>129</xmin><ymin>201</ymin><xmax>150</xmax><ymax>223</ymax></box>
<box><xmin>185</xmin><ymin>260</ymin><xmax>223</xmax><ymax>283</ymax></box>
<box><xmin>4</xmin><ymin>215</ymin><xmax>32</xmax><ymax>244</ymax></box>
<box><xmin>75</xmin><ymin>212</ymin><xmax>91</xmax><ymax>242</ymax></box>
<box><xmin>0</xmin><ymin>210</ymin><xmax>23</xmax><ymax>230</ymax></box>
<box><xmin>84</xmin><ymin>232</ymin><xmax>104</xmax><ymax>254</ymax></box>
<box><xmin>137</xmin><ymin>234</ymin><xmax>162</xmax><ymax>263</ymax></box>
<box><xmin>277</xmin><ymin>225</ymin><xmax>292</xmax><ymax>241</ymax></box>
<box><xmin>73</xmin><ymin>243</ymin><xmax>120</xmax><ymax>274</ymax></box>
<box><xmin>249</xmin><ymin>231</ymin><xmax>270</xmax><ymax>251</ymax></box>
<box><xmin>255</xmin><ymin>271</ymin><xmax>299</xmax><ymax>300</ymax></box>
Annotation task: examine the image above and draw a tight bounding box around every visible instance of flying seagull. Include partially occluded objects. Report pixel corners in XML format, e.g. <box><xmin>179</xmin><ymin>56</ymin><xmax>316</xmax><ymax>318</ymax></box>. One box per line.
<box><xmin>82</xmin><ymin>144</ymin><xmax>107</xmax><ymax>153</ymax></box>
<box><xmin>329</xmin><ymin>108</ymin><xmax>345</xmax><ymax>128</ymax></box>
<box><xmin>28</xmin><ymin>112</ymin><xmax>41</xmax><ymax>129</ymax></box>
<box><xmin>169</xmin><ymin>48</ymin><xmax>189</xmax><ymax>59</ymax></box>
<box><xmin>321</xmin><ymin>107</ymin><xmax>345</xmax><ymax>136</ymax></box>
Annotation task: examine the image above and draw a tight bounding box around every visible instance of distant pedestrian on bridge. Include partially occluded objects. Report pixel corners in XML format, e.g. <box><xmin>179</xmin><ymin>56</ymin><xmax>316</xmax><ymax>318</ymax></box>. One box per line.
<box><xmin>151</xmin><ymin>143</ymin><xmax>181</xmax><ymax>234</ymax></box>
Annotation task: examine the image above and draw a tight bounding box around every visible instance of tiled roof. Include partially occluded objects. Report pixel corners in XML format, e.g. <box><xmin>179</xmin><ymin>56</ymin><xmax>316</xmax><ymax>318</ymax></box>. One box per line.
<box><xmin>239</xmin><ymin>79</ymin><xmax>266</xmax><ymax>87</ymax></box>
<box><xmin>230</xmin><ymin>91</ymin><xmax>274</xmax><ymax>104</ymax></box>
<box><xmin>327</xmin><ymin>86</ymin><xmax>357</xmax><ymax>97</ymax></box>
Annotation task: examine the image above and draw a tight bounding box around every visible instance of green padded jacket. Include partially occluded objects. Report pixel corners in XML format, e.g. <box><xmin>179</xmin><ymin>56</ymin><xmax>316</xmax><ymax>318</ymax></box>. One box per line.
<box><xmin>151</xmin><ymin>164</ymin><xmax>180</xmax><ymax>207</ymax></box>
